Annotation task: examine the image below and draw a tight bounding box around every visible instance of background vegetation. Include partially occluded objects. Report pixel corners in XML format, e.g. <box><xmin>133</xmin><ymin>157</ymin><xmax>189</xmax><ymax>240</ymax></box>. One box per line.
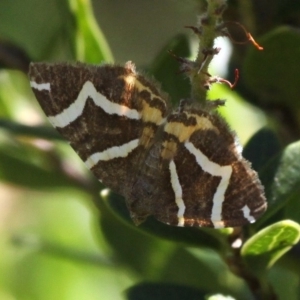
<box><xmin>1</xmin><ymin>0</ymin><xmax>300</xmax><ymax>299</ymax></box>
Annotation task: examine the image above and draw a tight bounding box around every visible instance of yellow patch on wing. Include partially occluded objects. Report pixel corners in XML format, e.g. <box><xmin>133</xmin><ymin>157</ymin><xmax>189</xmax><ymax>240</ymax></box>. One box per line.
<box><xmin>165</xmin><ymin>112</ymin><xmax>219</xmax><ymax>143</ymax></box>
<box><xmin>161</xmin><ymin>140</ymin><xmax>178</xmax><ymax>160</ymax></box>
<box><xmin>140</xmin><ymin>126</ymin><xmax>155</xmax><ymax>148</ymax></box>
<box><xmin>140</xmin><ymin>101</ymin><xmax>165</xmax><ymax>125</ymax></box>
<box><xmin>122</xmin><ymin>74</ymin><xmax>167</xmax><ymax>126</ymax></box>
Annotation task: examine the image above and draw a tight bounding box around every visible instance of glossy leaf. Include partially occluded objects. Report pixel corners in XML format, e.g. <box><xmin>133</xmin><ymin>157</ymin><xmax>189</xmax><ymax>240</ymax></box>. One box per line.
<box><xmin>268</xmin><ymin>265</ymin><xmax>300</xmax><ymax>300</ymax></box>
<box><xmin>241</xmin><ymin>220</ymin><xmax>300</xmax><ymax>274</ymax></box>
<box><xmin>242</xmin><ymin>128</ymin><xmax>281</xmax><ymax>173</ymax></box>
<box><xmin>259</xmin><ymin>141</ymin><xmax>300</xmax><ymax>223</ymax></box>
<box><xmin>100</xmin><ymin>198</ymin><xmax>247</xmax><ymax>297</ymax></box>
<box><xmin>243</xmin><ymin>26</ymin><xmax>300</xmax><ymax>110</ymax></box>
<box><xmin>284</xmin><ymin>193</ymin><xmax>300</xmax><ymax>225</ymax></box>
<box><xmin>101</xmin><ymin>190</ymin><xmax>227</xmax><ymax>252</ymax></box>
<box><xmin>99</xmin><ymin>197</ymin><xmax>174</xmax><ymax>278</ymax></box>
<box><xmin>161</xmin><ymin>248</ymin><xmax>251</xmax><ymax>299</ymax></box>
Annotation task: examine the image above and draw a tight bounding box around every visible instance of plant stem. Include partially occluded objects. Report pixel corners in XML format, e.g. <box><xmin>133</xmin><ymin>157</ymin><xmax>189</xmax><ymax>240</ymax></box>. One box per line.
<box><xmin>190</xmin><ymin>0</ymin><xmax>227</xmax><ymax>103</ymax></box>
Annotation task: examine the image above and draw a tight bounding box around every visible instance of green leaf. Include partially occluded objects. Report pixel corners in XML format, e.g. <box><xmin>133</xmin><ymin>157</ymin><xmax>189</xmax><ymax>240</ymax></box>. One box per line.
<box><xmin>12</xmin><ymin>234</ymin><xmax>112</xmax><ymax>267</ymax></box>
<box><xmin>161</xmin><ymin>248</ymin><xmax>250</xmax><ymax>299</ymax></box>
<box><xmin>242</xmin><ymin>128</ymin><xmax>281</xmax><ymax>172</ymax></box>
<box><xmin>126</xmin><ymin>282</ymin><xmax>206</xmax><ymax>300</ymax></box>
<box><xmin>101</xmin><ymin>190</ymin><xmax>228</xmax><ymax>252</ymax></box>
<box><xmin>0</xmin><ymin>143</ymin><xmax>79</xmax><ymax>189</ymax></box>
<box><xmin>150</xmin><ymin>34</ymin><xmax>191</xmax><ymax>106</ymax></box>
<box><xmin>7</xmin><ymin>188</ymin><xmax>133</xmax><ymax>300</ymax></box>
<box><xmin>68</xmin><ymin>0</ymin><xmax>113</xmax><ymax>63</ymax></box>
<box><xmin>268</xmin><ymin>265</ymin><xmax>300</xmax><ymax>300</ymax></box>
<box><xmin>284</xmin><ymin>193</ymin><xmax>300</xmax><ymax>225</ymax></box>
<box><xmin>209</xmin><ymin>84</ymin><xmax>267</xmax><ymax>145</ymax></box>
<box><xmin>0</xmin><ymin>119</ymin><xmax>63</xmax><ymax>141</ymax></box>
<box><xmin>0</xmin><ymin>70</ymin><xmax>32</xmax><ymax>119</ymax></box>
<box><xmin>259</xmin><ymin>141</ymin><xmax>300</xmax><ymax>224</ymax></box>
<box><xmin>100</xmin><ymin>201</ymin><xmax>247</xmax><ymax>297</ymax></box>
<box><xmin>100</xmin><ymin>202</ymin><xmax>174</xmax><ymax>278</ymax></box>
<box><xmin>241</xmin><ymin>220</ymin><xmax>300</xmax><ymax>274</ymax></box>
<box><xmin>243</xmin><ymin>26</ymin><xmax>300</xmax><ymax>110</ymax></box>
<box><xmin>241</xmin><ymin>128</ymin><xmax>282</xmax><ymax>228</ymax></box>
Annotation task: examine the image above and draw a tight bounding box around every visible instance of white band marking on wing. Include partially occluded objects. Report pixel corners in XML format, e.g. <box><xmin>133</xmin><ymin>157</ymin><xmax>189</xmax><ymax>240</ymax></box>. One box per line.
<box><xmin>169</xmin><ymin>160</ymin><xmax>185</xmax><ymax>226</ymax></box>
<box><xmin>31</xmin><ymin>80</ymin><xmax>141</xmax><ymax>128</ymax></box>
<box><xmin>185</xmin><ymin>141</ymin><xmax>232</xmax><ymax>228</ymax></box>
<box><xmin>241</xmin><ymin>205</ymin><xmax>255</xmax><ymax>223</ymax></box>
<box><xmin>84</xmin><ymin>139</ymin><xmax>139</xmax><ymax>169</ymax></box>
<box><xmin>30</xmin><ymin>81</ymin><xmax>51</xmax><ymax>91</ymax></box>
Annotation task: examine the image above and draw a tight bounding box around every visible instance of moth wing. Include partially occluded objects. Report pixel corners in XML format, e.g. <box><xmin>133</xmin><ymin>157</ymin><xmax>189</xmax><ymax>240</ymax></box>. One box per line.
<box><xmin>168</xmin><ymin>109</ymin><xmax>267</xmax><ymax>228</ymax></box>
<box><xmin>135</xmin><ymin>108</ymin><xmax>267</xmax><ymax>228</ymax></box>
<box><xmin>29</xmin><ymin>62</ymin><xmax>169</xmax><ymax>196</ymax></box>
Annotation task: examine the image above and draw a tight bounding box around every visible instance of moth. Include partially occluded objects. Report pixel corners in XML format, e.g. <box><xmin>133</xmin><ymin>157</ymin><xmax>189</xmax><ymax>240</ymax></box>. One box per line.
<box><xmin>29</xmin><ymin>61</ymin><xmax>267</xmax><ymax>228</ymax></box>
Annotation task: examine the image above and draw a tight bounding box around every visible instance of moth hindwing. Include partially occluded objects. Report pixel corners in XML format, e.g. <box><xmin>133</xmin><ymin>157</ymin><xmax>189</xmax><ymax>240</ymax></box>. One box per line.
<box><xmin>29</xmin><ymin>61</ymin><xmax>267</xmax><ymax>228</ymax></box>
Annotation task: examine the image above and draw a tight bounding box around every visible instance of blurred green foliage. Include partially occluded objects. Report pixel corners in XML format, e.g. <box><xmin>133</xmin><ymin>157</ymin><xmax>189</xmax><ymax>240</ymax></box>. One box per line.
<box><xmin>0</xmin><ymin>0</ymin><xmax>300</xmax><ymax>300</ymax></box>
